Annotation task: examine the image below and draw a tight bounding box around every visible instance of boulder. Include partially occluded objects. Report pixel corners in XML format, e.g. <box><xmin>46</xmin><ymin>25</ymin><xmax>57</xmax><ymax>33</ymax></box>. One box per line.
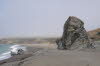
<box><xmin>11</xmin><ymin>49</ymin><xmax>24</xmax><ymax>56</ymax></box>
<box><xmin>56</xmin><ymin>16</ymin><xmax>94</xmax><ymax>50</ymax></box>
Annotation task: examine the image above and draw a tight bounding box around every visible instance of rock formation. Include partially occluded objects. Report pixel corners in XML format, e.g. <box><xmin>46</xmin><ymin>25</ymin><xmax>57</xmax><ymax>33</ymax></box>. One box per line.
<box><xmin>56</xmin><ymin>16</ymin><xmax>94</xmax><ymax>50</ymax></box>
<box><xmin>11</xmin><ymin>49</ymin><xmax>24</xmax><ymax>56</ymax></box>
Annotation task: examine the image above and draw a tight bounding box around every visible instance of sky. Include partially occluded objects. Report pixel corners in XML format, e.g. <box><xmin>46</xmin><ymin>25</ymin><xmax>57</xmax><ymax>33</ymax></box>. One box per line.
<box><xmin>0</xmin><ymin>0</ymin><xmax>100</xmax><ymax>38</ymax></box>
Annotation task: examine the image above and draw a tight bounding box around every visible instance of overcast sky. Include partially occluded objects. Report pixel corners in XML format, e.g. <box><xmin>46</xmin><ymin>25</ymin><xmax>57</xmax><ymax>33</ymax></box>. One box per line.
<box><xmin>0</xmin><ymin>0</ymin><xmax>100</xmax><ymax>38</ymax></box>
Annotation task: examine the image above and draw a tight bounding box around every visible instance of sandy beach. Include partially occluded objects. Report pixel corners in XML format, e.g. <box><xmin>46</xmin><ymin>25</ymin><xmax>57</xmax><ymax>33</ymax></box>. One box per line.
<box><xmin>0</xmin><ymin>42</ymin><xmax>100</xmax><ymax>66</ymax></box>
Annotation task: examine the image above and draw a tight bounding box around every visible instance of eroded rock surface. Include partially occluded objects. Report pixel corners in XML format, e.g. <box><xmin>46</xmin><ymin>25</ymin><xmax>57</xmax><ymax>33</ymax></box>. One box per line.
<box><xmin>56</xmin><ymin>16</ymin><xmax>94</xmax><ymax>50</ymax></box>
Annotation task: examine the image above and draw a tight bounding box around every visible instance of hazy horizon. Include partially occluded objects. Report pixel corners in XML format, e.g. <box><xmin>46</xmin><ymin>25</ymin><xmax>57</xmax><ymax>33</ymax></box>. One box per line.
<box><xmin>0</xmin><ymin>0</ymin><xmax>100</xmax><ymax>38</ymax></box>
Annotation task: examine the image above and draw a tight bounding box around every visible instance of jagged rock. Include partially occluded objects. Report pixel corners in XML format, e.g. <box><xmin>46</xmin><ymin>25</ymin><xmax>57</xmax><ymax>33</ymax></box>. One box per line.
<box><xmin>56</xmin><ymin>16</ymin><xmax>94</xmax><ymax>50</ymax></box>
<box><xmin>11</xmin><ymin>49</ymin><xmax>24</xmax><ymax>56</ymax></box>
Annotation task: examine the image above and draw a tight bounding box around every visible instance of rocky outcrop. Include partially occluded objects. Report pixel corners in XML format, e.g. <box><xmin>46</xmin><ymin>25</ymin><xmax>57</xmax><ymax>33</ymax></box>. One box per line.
<box><xmin>11</xmin><ymin>49</ymin><xmax>24</xmax><ymax>56</ymax></box>
<box><xmin>56</xmin><ymin>16</ymin><xmax>94</xmax><ymax>50</ymax></box>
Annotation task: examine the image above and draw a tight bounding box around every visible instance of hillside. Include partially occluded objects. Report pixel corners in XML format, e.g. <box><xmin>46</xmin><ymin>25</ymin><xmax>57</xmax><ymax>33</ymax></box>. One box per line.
<box><xmin>0</xmin><ymin>28</ymin><xmax>100</xmax><ymax>44</ymax></box>
<box><xmin>88</xmin><ymin>28</ymin><xmax>100</xmax><ymax>40</ymax></box>
<box><xmin>0</xmin><ymin>37</ymin><xmax>57</xmax><ymax>44</ymax></box>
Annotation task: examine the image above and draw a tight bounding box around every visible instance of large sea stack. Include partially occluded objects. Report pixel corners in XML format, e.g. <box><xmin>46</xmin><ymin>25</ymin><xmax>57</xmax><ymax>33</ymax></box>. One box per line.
<box><xmin>56</xmin><ymin>16</ymin><xmax>94</xmax><ymax>50</ymax></box>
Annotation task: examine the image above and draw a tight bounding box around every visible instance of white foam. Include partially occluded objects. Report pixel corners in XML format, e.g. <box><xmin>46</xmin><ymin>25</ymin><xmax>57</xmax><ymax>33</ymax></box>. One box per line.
<box><xmin>0</xmin><ymin>44</ymin><xmax>26</xmax><ymax>61</ymax></box>
<box><xmin>0</xmin><ymin>51</ymin><xmax>11</xmax><ymax>61</ymax></box>
<box><xmin>10</xmin><ymin>45</ymin><xmax>26</xmax><ymax>53</ymax></box>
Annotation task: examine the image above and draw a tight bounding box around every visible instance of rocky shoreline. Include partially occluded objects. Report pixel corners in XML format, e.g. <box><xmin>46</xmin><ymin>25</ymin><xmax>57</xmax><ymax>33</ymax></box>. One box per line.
<box><xmin>0</xmin><ymin>42</ymin><xmax>100</xmax><ymax>66</ymax></box>
<box><xmin>0</xmin><ymin>45</ymin><xmax>43</xmax><ymax>66</ymax></box>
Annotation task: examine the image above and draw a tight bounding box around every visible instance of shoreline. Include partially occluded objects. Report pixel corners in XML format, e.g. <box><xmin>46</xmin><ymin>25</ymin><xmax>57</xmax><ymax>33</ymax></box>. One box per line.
<box><xmin>1</xmin><ymin>42</ymin><xmax>100</xmax><ymax>66</ymax></box>
<box><xmin>0</xmin><ymin>44</ymin><xmax>26</xmax><ymax>61</ymax></box>
<box><xmin>0</xmin><ymin>44</ymin><xmax>43</xmax><ymax>65</ymax></box>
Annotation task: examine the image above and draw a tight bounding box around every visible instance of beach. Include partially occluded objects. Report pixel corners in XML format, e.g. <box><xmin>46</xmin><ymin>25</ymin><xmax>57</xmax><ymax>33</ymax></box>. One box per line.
<box><xmin>0</xmin><ymin>42</ymin><xmax>100</xmax><ymax>66</ymax></box>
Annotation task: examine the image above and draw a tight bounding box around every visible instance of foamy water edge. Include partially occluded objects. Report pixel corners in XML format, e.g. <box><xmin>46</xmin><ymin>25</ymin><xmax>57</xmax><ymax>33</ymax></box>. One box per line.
<box><xmin>0</xmin><ymin>44</ymin><xmax>26</xmax><ymax>61</ymax></box>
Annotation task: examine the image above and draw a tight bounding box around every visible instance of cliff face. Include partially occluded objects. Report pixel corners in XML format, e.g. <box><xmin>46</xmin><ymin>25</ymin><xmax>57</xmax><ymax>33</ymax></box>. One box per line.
<box><xmin>88</xmin><ymin>28</ymin><xmax>100</xmax><ymax>40</ymax></box>
<box><xmin>56</xmin><ymin>16</ymin><xmax>94</xmax><ymax>50</ymax></box>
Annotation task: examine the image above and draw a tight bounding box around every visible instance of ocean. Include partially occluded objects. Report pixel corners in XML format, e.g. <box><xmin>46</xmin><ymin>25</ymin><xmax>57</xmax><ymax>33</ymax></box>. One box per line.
<box><xmin>0</xmin><ymin>44</ymin><xmax>26</xmax><ymax>61</ymax></box>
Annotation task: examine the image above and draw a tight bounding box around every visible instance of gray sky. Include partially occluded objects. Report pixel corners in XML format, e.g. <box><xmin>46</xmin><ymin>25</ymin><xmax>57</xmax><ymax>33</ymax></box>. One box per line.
<box><xmin>0</xmin><ymin>0</ymin><xmax>100</xmax><ymax>38</ymax></box>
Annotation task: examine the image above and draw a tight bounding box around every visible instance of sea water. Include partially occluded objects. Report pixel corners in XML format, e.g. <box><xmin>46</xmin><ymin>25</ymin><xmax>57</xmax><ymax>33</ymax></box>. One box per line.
<box><xmin>0</xmin><ymin>44</ymin><xmax>26</xmax><ymax>61</ymax></box>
